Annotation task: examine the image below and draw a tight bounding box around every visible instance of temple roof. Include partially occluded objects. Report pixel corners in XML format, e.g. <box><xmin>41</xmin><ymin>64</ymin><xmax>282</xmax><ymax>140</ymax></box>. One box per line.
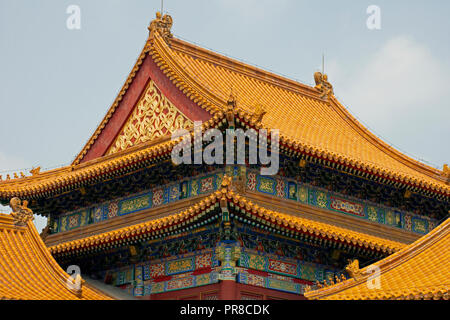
<box><xmin>0</xmin><ymin>12</ymin><xmax>448</xmax><ymax>199</ymax></box>
<box><xmin>148</xmin><ymin>34</ymin><xmax>449</xmax><ymax>194</ymax></box>
<box><xmin>304</xmin><ymin>218</ymin><xmax>450</xmax><ymax>300</ymax></box>
<box><xmin>49</xmin><ymin>177</ymin><xmax>405</xmax><ymax>256</ymax></box>
<box><xmin>0</xmin><ymin>211</ymin><xmax>112</xmax><ymax>300</ymax></box>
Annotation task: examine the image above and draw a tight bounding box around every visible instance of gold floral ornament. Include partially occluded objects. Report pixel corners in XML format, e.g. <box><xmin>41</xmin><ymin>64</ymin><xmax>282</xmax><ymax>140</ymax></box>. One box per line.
<box><xmin>314</xmin><ymin>72</ymin><xmax>334</xmax><ymax>99</ymax></box>
<box><xmin>9</xmin><ymin>197</ymin><xmax>34</xmax><ymax>227</ymax></box>
<box><xmin>148</xmin><ymin>11</ymin><xmax>173</xmax><ymax>42</ymax></box>
<box><xmin>107</xmin><ymin>80</ymin><xmax>193</xmax><ymax>155</ymax></box>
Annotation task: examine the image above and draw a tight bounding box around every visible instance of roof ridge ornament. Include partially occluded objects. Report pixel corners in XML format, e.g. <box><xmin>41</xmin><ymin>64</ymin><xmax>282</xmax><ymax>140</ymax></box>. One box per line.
<box><xmin>148</xmin><ymin>11</ymin><xmax>173</xmax><ymax>42</ymax></box>
<box><xmin>252</xmin><ymin>103</ymin><xmax>267</xmax><ymax>125</ymax></box>
<box><xmin>443</xmin><ymin>164</ymin><xmax>450</xmax><ymax>184</ymax></box>
<box><xmin>226</xmin><ymin>89</ymin><xmax>236</xmax><ymax>129</ymax></box>
<box><xmin>9</xmin><ymin>197</ymin><xmax>34</xmax><ymax>227</ymax></box>
<box><xmin>30</xmin><ymin>166</ymin><xmax>41</xmax><ymax>176</ymax></box>
<box><xmin>314</xmin><ymin>71</ymin><xmax>334</xmax><ymax>99</ymax></box>
<box><xmin>345</xmin><ymin>259</ymin><xmax>364</xmax><ymax>280</ymax></box>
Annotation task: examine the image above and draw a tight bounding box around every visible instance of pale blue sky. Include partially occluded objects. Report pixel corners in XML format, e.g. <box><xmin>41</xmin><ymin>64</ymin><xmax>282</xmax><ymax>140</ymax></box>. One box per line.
<box><xmin>1</xmin><ymin>0</ymin><xmax>449</xmax><ymax>231</ymax></box>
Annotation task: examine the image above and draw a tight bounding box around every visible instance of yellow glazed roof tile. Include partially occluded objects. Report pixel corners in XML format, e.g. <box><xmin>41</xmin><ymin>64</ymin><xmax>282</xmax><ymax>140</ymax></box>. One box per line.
<box><xmin>49</xmin><ymin>178</ymin><xmax>405</xmax><ymax>255</ymax></box>
<box><xmin>1</xmin><ymin>18</ymin><xmax>448</xmax><ymax>197</ymax></box>
<box><xmin>0</xmin><ymin>212</ymin><xmax>112</xmax><ymax>300</ymax></box>
<box><xmin>304</xmin><ymin>218</ymin><xmax>450</xmax><ymax>300</ymax></box>
<box><xmin>0</xmin><ymin>115</ymin><xmax>224</xmax><ymax>198</ymax></box>
<box><xmin>150</xmin><ymin>34</ymin><xmax>449</xmax><ymax>195</ymax></box>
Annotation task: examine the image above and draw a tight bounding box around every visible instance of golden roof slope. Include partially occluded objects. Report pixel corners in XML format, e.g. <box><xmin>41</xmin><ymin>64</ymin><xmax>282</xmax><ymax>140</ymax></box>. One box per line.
<box><xmin>71</xmin><ymin>14</ymin><xmax>448</xmax><ymax>195</ymax></box>
<box><xmin>50</xmin><ymin>178</ymin><xmax>405</xmax><ymax>255</ymax></box>
<box><xmin>150</xmin><ymin>33</ymin><xmax>449</xmax><ymax>194</ymax></box>
<box><xmin>0</xmin><ymin>209</ymin><xmax>113</xmax><ymax>300</ymax></box>
<box><xmin>1</xmin><ymin>13</ymin><xmax>448</xmax><ymax>198</ymax></box>
<box><xmin>305</xmin><ymin>218</ymin><xmax>450</xmax><ymax>300</ymax></box>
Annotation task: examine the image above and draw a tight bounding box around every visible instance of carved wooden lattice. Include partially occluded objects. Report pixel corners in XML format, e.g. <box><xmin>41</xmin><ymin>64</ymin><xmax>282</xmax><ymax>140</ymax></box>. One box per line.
<box><xmin>107</xmin><ymin>80</ymin><xmax>193</xmax><ymax>155</ymax></box>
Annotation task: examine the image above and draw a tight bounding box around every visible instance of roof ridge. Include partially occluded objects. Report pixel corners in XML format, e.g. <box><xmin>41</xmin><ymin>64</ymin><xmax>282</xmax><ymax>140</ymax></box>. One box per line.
<box><xmin>169</xmin><ymin>37</ymin><xmax>320</xmax><ymax>100</ymax></box>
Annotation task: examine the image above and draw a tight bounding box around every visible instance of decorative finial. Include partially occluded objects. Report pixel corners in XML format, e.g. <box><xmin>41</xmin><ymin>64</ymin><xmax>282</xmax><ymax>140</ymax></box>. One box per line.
<box><xmin>226</xmin><ymin>89</ymin><xmax>236</xmax><ymax>128</ymax></box>
<box><xmin>443</xmin><ymin>164</ymin><xmax>450</xmax><ymax>176</ymax></box>
<box><xmin>9</xmin><ymin>197</ymin><xmax>34</xmax><ymax>226</ymax></box>
<box><xmin>314</xmin><ymin>71</ymin><xmax>333</xmax><ymax>99</ymax></box>
<box><xmin>227</xmin><ymin>88</ymin><xmax>236</xmax><ymax>107</ymax></box>
<box><xmin>30</xmin><ymin>166</ymin><xmax>41</xmax><ymax>176</ymax></box>
<box><xmin>252</xmin><ymin>103</ymin><xmax>267</xmax><ymax>124</ymax></box>
<box><xmin>148</xmin><ymin>11</ymin><xmax>173</xmax><ymax>42</ymax></box>
<box><xmin>345</xmin><ymin>259</ymin><xmax>363</xmax><ymax>280</ymax></box>
<box><xmin>443</xmin><ymin>164</ymin><xmax>450</xmax><ymax>184</ymax></box>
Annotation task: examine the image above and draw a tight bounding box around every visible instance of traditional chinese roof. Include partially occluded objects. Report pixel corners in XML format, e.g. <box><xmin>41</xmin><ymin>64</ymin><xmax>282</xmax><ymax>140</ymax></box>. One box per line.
<box><xmin>49</xmin><ymin>177</ymin><xmax>405</xmax><ymax>256</ymax></box>
<box><xmin>304</xmin><ymin>218</ymin><xmax>450</xmax><ymax>300</ymax></box>
<box><xmin>0</xmin><ymin>13</ymin><xmax>448</xmax><ymax>201</ymax></box>
<box><xmin>144</xmin><ymin>33</ymin><xmax>449</xmax><ymax>196</ymax></box>
<box><xmin>0</xmin><ymin>212</ymin><xmax>112</xmax><ymax>300</ymax></box>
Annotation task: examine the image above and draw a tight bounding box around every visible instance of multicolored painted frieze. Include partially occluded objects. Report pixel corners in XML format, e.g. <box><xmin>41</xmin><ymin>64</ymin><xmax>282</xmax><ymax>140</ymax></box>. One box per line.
<box><xmin>137</xmin><ymin>272</ymin><xmax>219</xmax><ymax>296</ymax></box>
<box><xmin>238</xmin><ymin>249</ymin><xmax>337</xmax><ymax>283</ymax></box>
<box><xmin>54</xmin><ymin>171</ymin><xmax>224</xmax><ymax>234</ymax></box>
<box><xmin>54</xmin><ymin>166</ymin><xmax>435</xmax><ymax>236</ymax></box>
<box><xmin>139</xmin><ymin>250</ymin><xmax>217</xmax><ymax>282</ymax></box>
<box><xmin>237</xmin><ymin>269</ymin><xmax>307</xmax><ymax>295</ymax></box>
<box><xmin>247</xmin><ymin>170</ymin><xmax>436</xmax><ymax>234</ymax></box>
<box><xmin>105</xmin><ymin>249</ymin><xmax>219</xmax><ymax>297</ymax></box>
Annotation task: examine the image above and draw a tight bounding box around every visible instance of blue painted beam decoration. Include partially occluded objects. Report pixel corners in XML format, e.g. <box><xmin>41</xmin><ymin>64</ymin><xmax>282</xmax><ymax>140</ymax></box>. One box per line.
<box><xmin>53</xmin><ymin>167</ymin><xmax>436</xmax><ymax>235</ymax></box>
<box><xmin>247</xmin><ymin>170</ymin><xmax>435</xmax><ymax>234</ymax></box>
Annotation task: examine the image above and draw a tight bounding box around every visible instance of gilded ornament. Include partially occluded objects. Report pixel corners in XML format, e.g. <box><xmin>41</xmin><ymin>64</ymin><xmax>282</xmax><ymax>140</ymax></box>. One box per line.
<box><xmin>9</xmin><ymin>197</ymin><xmax>34</xmax><ymax>227</ymax></box>
<box><xmin>314</xmin><ymin>72</ymin><xmax>333</xmax><ymax>99</ymax></box>
<box><xmin>252</xmin><ymin>104</ymin><xmax>267</xmax><ymax>124</ymax></box>
<box><xmin>107</xmin><ymin>80</ymin><xmax>193</xmax><ymax>155</ymax></box>
<box><xmin>443</xmin><ymin>164</ymin><xmax>450</xmax><ymax>183</ymax></box>
<box><xmin>345</xmin><ymin>259</ymin><xmax>363</xmax><ymax>280</ymax></box>
<box><xmin>30</xmin><ymin>167</ymin><xmax>41</xmax><ymax>176</ymax></box>
<box><xmin>148</xmin><ymin>11</ymin><xmax>173</xmax><ymax>42</ymax></box>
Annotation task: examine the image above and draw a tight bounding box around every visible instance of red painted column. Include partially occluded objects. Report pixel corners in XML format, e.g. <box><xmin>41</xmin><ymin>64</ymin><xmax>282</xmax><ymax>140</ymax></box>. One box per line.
<box><xmin>219</xmin><ymin>280</ymin><xmax>237</xmax><ymax>300</ymax></box>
